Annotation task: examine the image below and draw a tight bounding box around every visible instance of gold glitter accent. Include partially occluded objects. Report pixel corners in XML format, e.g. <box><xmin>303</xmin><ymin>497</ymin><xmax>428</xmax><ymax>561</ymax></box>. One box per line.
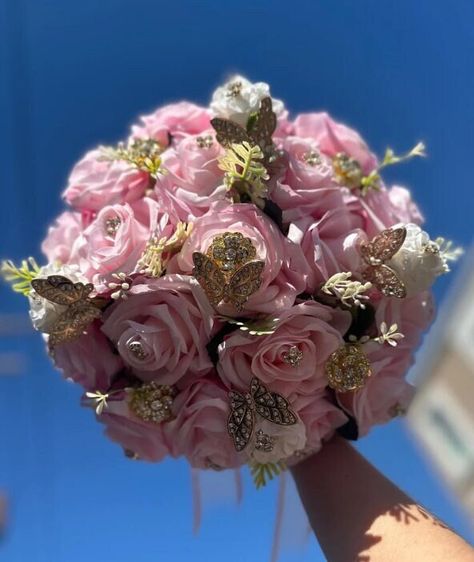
<box><xmin>282</xmin><ymin>345</ymin><xmax>303</xmax><ymax>367</ymax></box>
<box><xmin>225</xmin><ymin>81</ymin><xmax>243</xmax><ymax>98</ymax></box>
<box><xmin>128</xmin><ymin>382</ymin><xmax>176</xmax><ymax>424</ymax></box>
<box><xmin>196</xmin><ymin>135</ymin><xmax>214</xmax><ymax>148</ymax></box>
<box><xmin>303</xmin><ymin>150</ymin><xmax>322</xmax><ymax>166</ymax></box>
<box><xmin>325</xmin><ymin>343</ymin><xmax>372</xmax><ymax>392</ymax></box>
<box><xmin>332</xmin><ymin>152</ymin><xmax>363</xmax><ymax>188</ymax></box>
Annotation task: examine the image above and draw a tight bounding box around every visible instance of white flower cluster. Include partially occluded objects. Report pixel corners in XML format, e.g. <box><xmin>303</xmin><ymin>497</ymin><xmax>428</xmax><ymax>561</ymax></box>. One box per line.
<box><xmin>388</xmin><ymin>223</ymin><xmax>452</xmax><ymax>296</ymax></box>
<box><xmin>210</xmin><ymin>74</ymin><xmax>285</xmax><ymax>127</ymax></box>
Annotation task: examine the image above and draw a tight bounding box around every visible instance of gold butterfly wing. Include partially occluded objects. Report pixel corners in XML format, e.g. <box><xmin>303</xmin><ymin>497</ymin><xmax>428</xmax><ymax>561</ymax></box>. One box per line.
<box><xmin>48</xmin><ymin>302</ymin><xmax>101</xmax><ymax>347</ymax></box>
<box><xmin>226</xmin><ymin>260</ymin><xmax>265</xmax><ymax>311</ymax></box>
<box><xmin>363</xmin><ymin>264</ymin><xmax>407</xmax><ymax>299</ymax></box>
<box><xmin>192</xmin><ymin>252</ymin><xmax>226</xmax><ymax>307</ymax></box>
<box><xmin>227</xmin><ymin>390</ymin><xmax>254</xmax><ymax>452</ymax></box>
<box><xmin>360</xmin><ymin>227</ymin><xmax>407</xmax><ymax>266</ymax></box>
<box><xmin>210</xmin><ymin>118</ymin><xmax>250</xmax><ymax>148</ymax></box>
<box><xmin>250</xmin><ymin>377</ymin><xmax>297</xmax><ymax>426</ymax></box>
<box><xmin>248</xmin><ymin>97</ymin><xmax>277</xmax><ymax>152</ymax></box>
<box><xmin>31</xmin><ymin>275</ymin><xmax>94</xmax><ymax>305</ymax></box>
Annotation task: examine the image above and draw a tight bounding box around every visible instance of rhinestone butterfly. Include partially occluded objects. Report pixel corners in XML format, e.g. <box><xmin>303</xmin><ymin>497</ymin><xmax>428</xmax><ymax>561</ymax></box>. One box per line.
<box><xmin>211</xmin><ymin>96</ymin><xmax>277</xmax><ymax>156</ymax></box>
<box><xmin>31</xmin><ymin>275</ymin><xmax>102</xmax><ymax>347</ymax></box>
<box><xmin>360</xmin><ymin>227</ymin><xmax>407</xmax><ymax>298</ymax></box>
<box><xmin>192</xmin><ymin>232</ymin><xmax>264</xmax><ymax>311</ymax></box>
<box><xmin>227</xmin><ymin>377</ymin><xmax>297</xmax><ymax>452</ymax></box>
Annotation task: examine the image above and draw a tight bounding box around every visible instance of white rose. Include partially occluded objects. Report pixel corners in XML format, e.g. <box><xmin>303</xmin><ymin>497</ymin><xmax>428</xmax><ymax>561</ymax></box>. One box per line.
<box><xmin>248</xmin><ymin>418</ymin><xmax>307</xmax><ymax>464</ymax></box>
<box><xmin>29</xmin><ymin>264</ymin><xmax>89</xmax><ymax>332</ymax></box>
<box><xmin>210</xmin><ymin>75</ymin><xmax>285</xmax><ymax>128</ymax></box>
<box><xmin>388</xmin><ymin>223</ymin><xmax>448</xmax><ymax>296</ymax></box>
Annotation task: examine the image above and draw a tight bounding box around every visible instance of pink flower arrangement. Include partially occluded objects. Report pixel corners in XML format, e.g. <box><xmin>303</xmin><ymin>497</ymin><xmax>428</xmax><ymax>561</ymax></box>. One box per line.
<box><xmin>2</xmin><ymin>76</ymin><xmax>459</xmax><ymax>484</ymax></box>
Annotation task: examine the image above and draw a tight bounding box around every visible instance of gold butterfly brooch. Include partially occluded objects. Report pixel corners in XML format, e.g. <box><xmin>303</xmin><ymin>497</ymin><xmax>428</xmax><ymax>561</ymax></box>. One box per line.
<box><xmin>192</xmin><ymin>231</ymin><xmax>264</xmax><ymax>311</ymax></box>
<box><xmin>227</xmin><ymin>377</ymin><xmax>297</xmax><ymax>452</ymax></box>
<box><xmin>211</xmin><ymin>96</ymin><xmax>277</xmax><ymax>158</ymax></box>
<box><xmin>31</xmin><ymin>275</ymin><xmax>104</xmax><ymax>347</ymax></box>
<box><xmin>360</xmin><ymin>226</ymin><xmax>407</xmax><ymax>298</ymax></box>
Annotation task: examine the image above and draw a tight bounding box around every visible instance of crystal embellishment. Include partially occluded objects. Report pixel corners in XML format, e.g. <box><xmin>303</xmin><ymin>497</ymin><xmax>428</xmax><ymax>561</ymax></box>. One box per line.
<box><xmin>225</xmin><ymin>81</ymin><xmax>243</xmax><ymax>98</ymax></box>
<box><xmin>128</xmin><ymin>382</ymin><xmax>176</xmax><ymax>424</ymax></box>
<box><xmin>282</xmin><ymin>345</ymin><xmax>303</xmax><ymax>367</ymax></box>
<box><xmin>105</xmin><ymin>216</ymin><xmax>121</xmax><ymax>236</ymax></box>
<box><xmin>255</xmin><ymin>429</ymin><xmax>275</xmax><ymax>452</ymax></box>
<box><xmin>196</xmin><ymin>135</ymin><xmax>214</xmax><ymax>149</ymax></box>
<box><xmin>325</xmin><ymin>343</ymin><xmax>372</xmax><ymax>392</ymax></box>
<box><xmin>303</xmin><ymin>150</ymin><xmax>322</xmax><ymax>166</ymax></box>
<box><xmin>207</xmin><ymin>231</ymin><xmax>257</xmax><ymax>273</ymax></box>
<box><xmin>127</xmin><ymin>338</ymin><xmax>149</xmax><ymax>360</ymax></box>
<box><xmin>332</xmin><ymin>152</ymin><xmax>363</xmax><ymax>188</ymax></box>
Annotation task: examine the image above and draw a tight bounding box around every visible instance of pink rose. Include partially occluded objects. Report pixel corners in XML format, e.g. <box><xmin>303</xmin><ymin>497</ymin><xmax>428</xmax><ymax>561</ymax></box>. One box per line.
<box><xmin>53</xmin><ymin>323</ymin><xmax>123</xmax><ymax>391</ymax></box>
<box><xmin>338</xmin><ymin>291</ymin><xmax>434</xmax><ymax>435</ymax></box>
<box><xmin>101</xmin><ymin>275</ymin><xmax>217</xmax><ymax>386</ymax></box>
<box><xmin>291</xmin><ymin>207</ymin><xmax>366</xmax><ymax>292</ymax></box>
<box><xmin>154</xmin><ymin>131</ymin><xmax>227</xmax><ymax>219</ymax></box>
<box><xmin>71</xmin><ymin>198</ymin><xmax>170</xmax><ymax>286</ymax></box>
<box><xmin>41</xmin><ymin>211</ymin><xmax>83</xmax><ymax>264</ymax></box>
<box><xmin>170</xmin><ymin>202</ymin><xmax>307</xmax><ymax>315</ymax></box>
<box><xmin>99</xmin><ymin>399</ymin><xmax>171</xmax><ymax>462</ymax></box>
<box><xmin>217</xmin><ymin>300</ymin><xmax>351</xmax><ymax>396</ymax></box>
<box><xmin>130</xmin><ymin>102</ymin><xmax>211</xmax><ymax>145</ymax></box>
<box><xmin>286</xmin><ymin>390</ymin><xmax>348</xmax><ymax>464</ymax></box>
<box><xmin>271</xmin><ymin>136</ymin><xmax>350</xmax><ymax>223</ymax></box>
<box><xmin>388</xmin><ymin>185</ymin><xmax>424</xmax><ymax>225</ymax></box>
<box><xmin>353</xmin><ymin>185</ymin><xmax>424</xmax><ymax>238</ymax></box>
<box><xmin>63</xmin><ymin>149</ymin><xmax>150</xmax><ymax>212</ymax></box>
<box><xmin>163</xmin><ymin>378</ymin><xmax>241</xmax><ymax>469</ymax></box>
<box><xmin>293</xmin><ymin>112</ymin><xmax>378</xmax><ymax>175</ymax></box>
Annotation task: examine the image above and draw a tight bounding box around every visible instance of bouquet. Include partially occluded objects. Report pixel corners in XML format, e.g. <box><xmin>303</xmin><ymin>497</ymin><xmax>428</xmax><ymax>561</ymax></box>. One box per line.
<box><xmin>2</xmin><ymin>75</ymin><xmax>461</xmax><ymax>487</ymax></box>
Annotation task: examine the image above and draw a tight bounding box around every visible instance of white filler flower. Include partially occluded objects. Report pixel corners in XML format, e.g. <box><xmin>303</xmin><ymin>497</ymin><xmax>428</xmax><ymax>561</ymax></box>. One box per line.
<box><xmin>210</xmin><ymin>74</ymin><xmax>285</xmax><ymax>128</ymax></box>
<box><xmin>387</xmin><ymin>223</ymin><xmax>450</xmax><ymax>296</ymax></box>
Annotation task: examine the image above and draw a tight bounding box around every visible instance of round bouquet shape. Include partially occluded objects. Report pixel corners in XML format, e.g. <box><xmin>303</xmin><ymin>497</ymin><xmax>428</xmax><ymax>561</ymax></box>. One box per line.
<box><xmin>2</xmin><ymin>75</ymin><xmax>461</xmax><ymax>486</ymax></box>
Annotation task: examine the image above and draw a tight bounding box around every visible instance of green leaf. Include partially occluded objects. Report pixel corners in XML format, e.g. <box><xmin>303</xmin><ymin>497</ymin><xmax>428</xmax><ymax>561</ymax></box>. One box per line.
<box><xmin>1</xmin><ymin>257</ymin><xmax>41</xmax><ymax>296</ymax></box>
<box><xmin>250</xmin><ymin>461</ymin><xmax>286</xmax><ymax>489</ymax></box>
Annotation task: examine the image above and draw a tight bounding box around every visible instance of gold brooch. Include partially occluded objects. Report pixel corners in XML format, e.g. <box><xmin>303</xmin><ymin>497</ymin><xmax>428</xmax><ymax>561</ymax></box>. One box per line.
<box><xmin>325</xmin><ymin>343</ymin><xmax>372</xmax><ymax>392</ymax></box>
<box><xmin>192</xmin><ymin>232</ymin><xmax>264</xmax><ymax>311</ymax></box>
<box><xmin>360</xmin><ymin>227</ymin><xmax>407</xmax><ymax>298</ymax></box>
<box><xmin>128</xmin><ymin>382</ymin><xmax>176</xmax><ymax>424</ymax></box>
<box><xmin>31</xmin><ymin>275</ymin><xmax>103</xmax><ymax>348</ymax></box>
<box><xmin>227</xmin><ymin>377</ymin><xmax>297</xmax><ymax>452</ymax></box>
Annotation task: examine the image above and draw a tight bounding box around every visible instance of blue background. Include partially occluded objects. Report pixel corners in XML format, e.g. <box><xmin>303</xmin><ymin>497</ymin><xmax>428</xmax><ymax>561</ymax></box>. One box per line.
<box><xmin>1</xmin><ymin>1</ymin><xmax>473</xmax><ymax>560</ymax></box>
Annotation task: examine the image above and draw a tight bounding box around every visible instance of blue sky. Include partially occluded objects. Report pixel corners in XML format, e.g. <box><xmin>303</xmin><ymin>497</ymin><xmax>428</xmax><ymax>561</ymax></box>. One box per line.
<box><xmin>1</xmin><ymin>1</ymin><xmax>473</xmax><ymax>560</ymax></box>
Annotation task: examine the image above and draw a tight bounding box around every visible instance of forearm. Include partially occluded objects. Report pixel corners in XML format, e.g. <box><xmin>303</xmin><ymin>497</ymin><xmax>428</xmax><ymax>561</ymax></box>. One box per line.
<box><xmin>291</xmin><ymin>436</ymin><xmax>474</xmax><ymax>562</ymax></box>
